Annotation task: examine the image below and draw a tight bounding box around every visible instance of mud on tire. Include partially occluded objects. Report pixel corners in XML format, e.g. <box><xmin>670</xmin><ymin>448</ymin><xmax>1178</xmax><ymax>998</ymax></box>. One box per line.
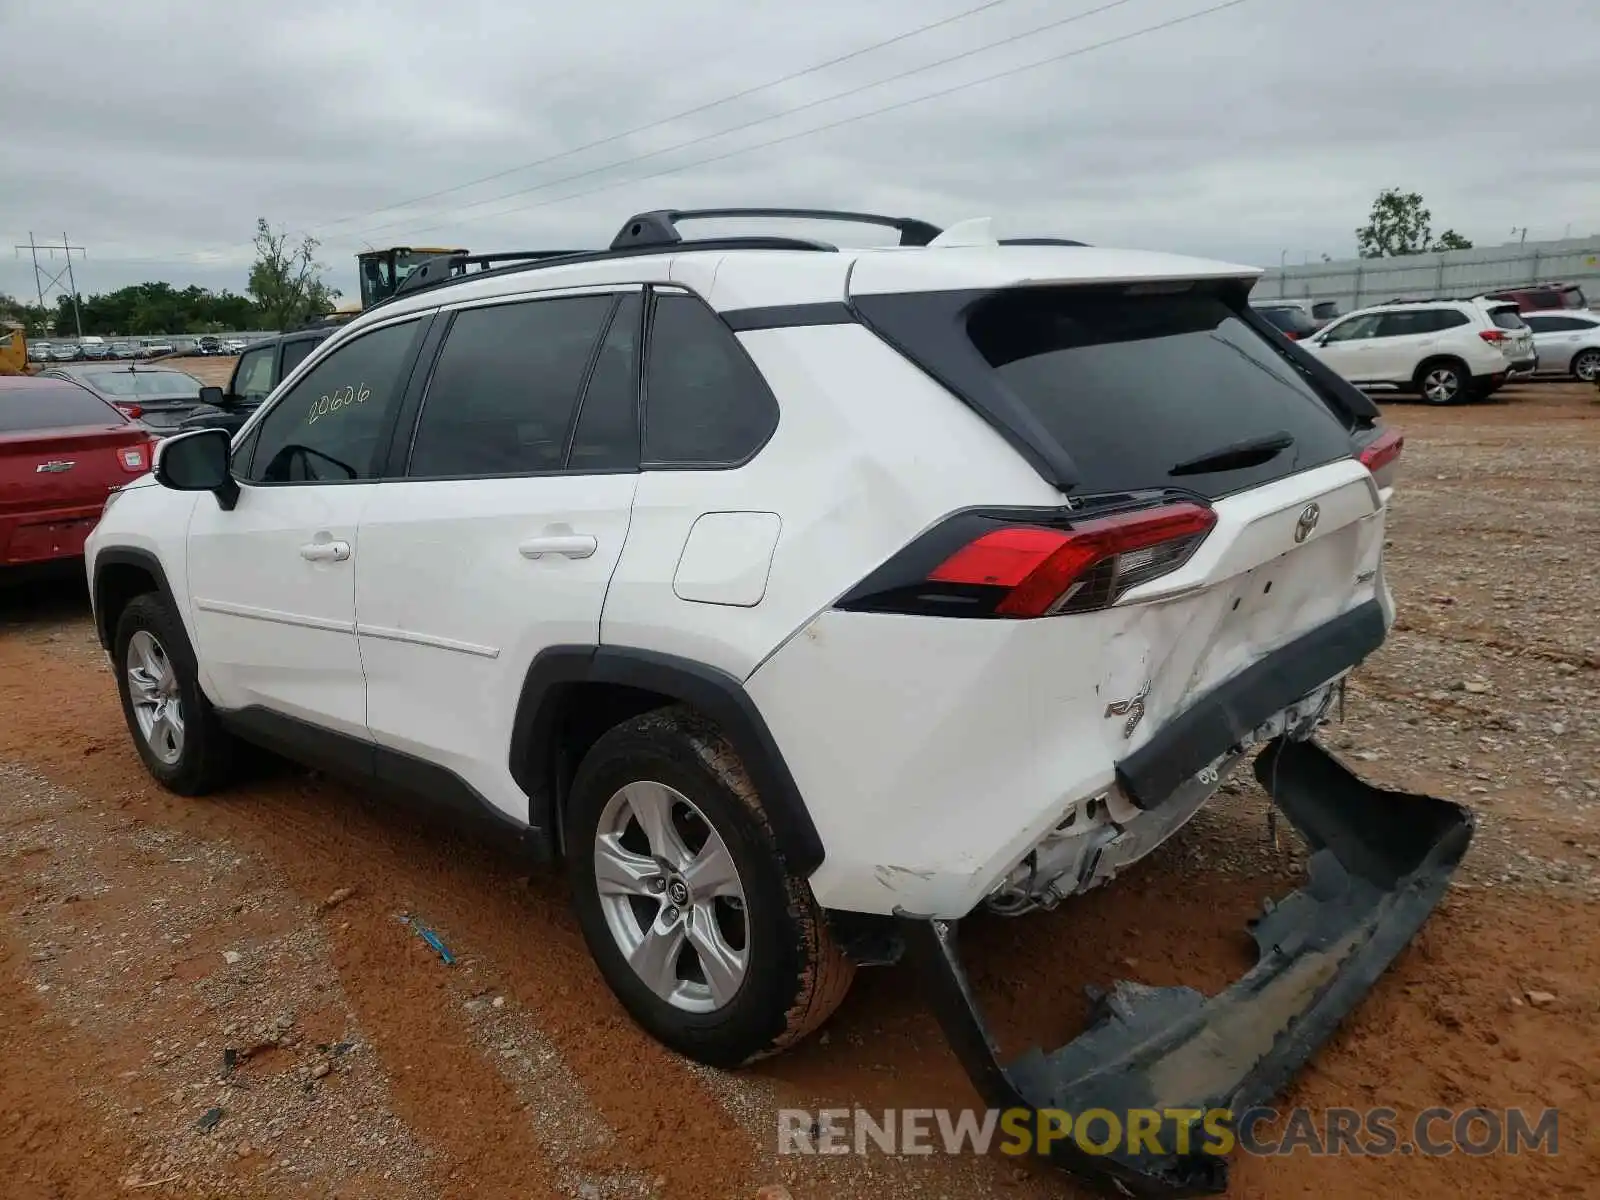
<box><xmin>112</xmin><ymin>593</ymin><xmax>235</xmax><ymax>796</ymax></box>
<box><xmin>566</xmin><ymin>705</ymin><xmax>854</xmax><ymax>1068</ymax></box>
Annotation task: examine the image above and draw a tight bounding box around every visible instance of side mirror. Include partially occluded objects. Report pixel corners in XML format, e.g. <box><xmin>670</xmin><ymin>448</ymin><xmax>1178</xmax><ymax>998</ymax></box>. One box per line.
<box><xmin>197</xmin><ymin>384</ymin><xmax>227</xmax><ymax>408</ymax></box>
<box><xmin>153</xmin><ymin>428</ymin><xmax>239</xmax><ymax>511</ymax></box>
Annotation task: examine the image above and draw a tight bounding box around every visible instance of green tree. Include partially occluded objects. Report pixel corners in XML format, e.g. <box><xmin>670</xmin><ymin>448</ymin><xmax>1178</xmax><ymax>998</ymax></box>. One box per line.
<box><xmin>1357</xmin><ymin>188</ymin><xmax>1474</xmax><ymax>257</ymax></box>
<box><xmin>247</xmin><ymin>219</ymin><xmax>338</xmax><ymax>331</ymax></box>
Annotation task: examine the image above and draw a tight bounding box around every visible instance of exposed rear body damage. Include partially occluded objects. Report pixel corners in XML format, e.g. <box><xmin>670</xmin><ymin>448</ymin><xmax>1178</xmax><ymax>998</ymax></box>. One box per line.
<box><xmin>902</xmin><ymin>739</ymin><xmax>1473</xmax><ymax>1197</ymax></box>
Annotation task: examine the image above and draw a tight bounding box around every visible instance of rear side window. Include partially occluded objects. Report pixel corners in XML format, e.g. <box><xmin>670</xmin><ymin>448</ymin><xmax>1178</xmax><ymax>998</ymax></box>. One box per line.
<box><xmin>568</xmin><ymin>294</ymin><xmax>641</xmax><ymax>472</ymax></box>
<box><xmin>643</xmin><ymin>292</ymin><xmax>778</xmax><ymax>466</ymax></box>
<box><xmin>963</xmin><ymin>287</ymin><xmax>1356</xmax><ymax>498</ymax></box>
<box><xmin>279</xmin><ymin>337</ymin><xmax>320</xmax><ymax>378</ymax></box>
<box><xmin>408</xmin><ymin>295</ymin><xmax>613</xmax><ymax>478</ymax></box>
<box><xmin>233</xmin><ymin>347</ymin><xmax>275</xmax><ymax>402</ymax></box>
<box><xmin>0</xmin><ymin>384</ymin><xmax>123</xmax><ymax>431</ymax></box>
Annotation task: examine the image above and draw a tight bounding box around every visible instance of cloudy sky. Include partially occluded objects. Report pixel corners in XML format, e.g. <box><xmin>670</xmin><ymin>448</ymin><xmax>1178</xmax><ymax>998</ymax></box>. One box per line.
<box><xmin>3</xmin><ymin>0</ymin><xmax>1598</xmax><ymax>303</ymax></box>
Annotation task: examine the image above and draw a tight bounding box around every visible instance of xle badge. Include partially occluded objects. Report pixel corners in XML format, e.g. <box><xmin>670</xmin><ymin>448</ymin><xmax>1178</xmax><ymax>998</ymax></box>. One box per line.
<box><xmin>1105</xmin><ymin>682</ymin><xmax>1149</xmax><ymax>738</ymax></box>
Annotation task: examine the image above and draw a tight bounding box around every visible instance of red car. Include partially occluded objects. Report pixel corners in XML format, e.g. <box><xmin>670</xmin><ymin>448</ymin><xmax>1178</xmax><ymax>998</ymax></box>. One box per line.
<box><xmin>1</xmin><ymin>375</ymin><xmax>157</xmax><ymax>569</ymax></box>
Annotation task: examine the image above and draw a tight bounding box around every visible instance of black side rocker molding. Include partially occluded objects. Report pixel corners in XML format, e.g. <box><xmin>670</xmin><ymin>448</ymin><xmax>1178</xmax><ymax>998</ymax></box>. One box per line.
<box><xmin>902</xmin><ymin>738</ymin><xmax>1473</xmax><ymax>1197</ymax></box>
<box><xmin>510</xmin><ymin>645</ymin><xmax>826</xmax><ymax>875</ymax></box>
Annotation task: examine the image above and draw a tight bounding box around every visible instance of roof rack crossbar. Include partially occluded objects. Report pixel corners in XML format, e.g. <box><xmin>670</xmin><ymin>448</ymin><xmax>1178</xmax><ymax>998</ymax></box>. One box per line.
<box><xmin>375</xmin><ymin>236</ymin><xmax>840</xmax><ymax>309</ymax></box>
<box><xmin>610</xmin><ymin>207</ymin><xmax>944</xmax><ymax>250</ymax></box>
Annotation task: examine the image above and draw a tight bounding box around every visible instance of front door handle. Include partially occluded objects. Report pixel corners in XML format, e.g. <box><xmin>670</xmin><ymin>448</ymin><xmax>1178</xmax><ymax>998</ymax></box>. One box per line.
<box><xmin>519</xmin><ymin>534</ymin><xmax>597</xmax><ymax>560</ymax></box>
<box><xmin>300</xmin><ymin>540</ymin><xmax>351</xmax><ymax>562</ymax></box>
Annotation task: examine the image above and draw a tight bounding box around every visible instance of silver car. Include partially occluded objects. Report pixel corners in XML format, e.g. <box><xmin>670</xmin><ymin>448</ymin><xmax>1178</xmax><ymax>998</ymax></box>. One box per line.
<box><xmin>1523</xmin><ymin>310</ymin><xmax>1600</xmax><ymax>382</ymax></box>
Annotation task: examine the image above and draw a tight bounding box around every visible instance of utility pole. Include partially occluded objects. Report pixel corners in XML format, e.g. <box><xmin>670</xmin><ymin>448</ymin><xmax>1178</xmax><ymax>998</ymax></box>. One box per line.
<box><xmin>12</xmin><ymin>232</ymin><xmax>87</xmax><ymax>338</ymax></box>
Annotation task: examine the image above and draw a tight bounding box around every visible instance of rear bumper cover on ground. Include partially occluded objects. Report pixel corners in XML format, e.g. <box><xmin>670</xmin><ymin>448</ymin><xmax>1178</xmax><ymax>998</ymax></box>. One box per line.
<box><xmin>902</xmin><ymin>737</ymin><xmax>1473</xmax><ymax>1197</ymax></box>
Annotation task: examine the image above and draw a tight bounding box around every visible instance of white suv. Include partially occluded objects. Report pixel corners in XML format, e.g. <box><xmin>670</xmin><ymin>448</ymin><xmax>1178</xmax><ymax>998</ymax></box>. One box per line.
<box><xmin>1299</xmin><ymin>297</ymin><xmax>1534</xmax><ymax>403</ymax></box>
<box><xmin>1523</xmin><ymin>309</ymin><xmax>1600</xmax><ymax>381</ymax></box>
<box><xmin>85</xmin><ymin>208</ymin><xmax>1470</xmax><ymax>1192</ymax></box>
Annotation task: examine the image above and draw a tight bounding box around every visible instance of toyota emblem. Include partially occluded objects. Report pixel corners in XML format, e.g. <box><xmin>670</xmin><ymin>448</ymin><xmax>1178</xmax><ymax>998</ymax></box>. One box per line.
<box><xmin>1294</xmin><ymin>503</ymin><xmax>1321</xmax><ymax>543</ymax></box>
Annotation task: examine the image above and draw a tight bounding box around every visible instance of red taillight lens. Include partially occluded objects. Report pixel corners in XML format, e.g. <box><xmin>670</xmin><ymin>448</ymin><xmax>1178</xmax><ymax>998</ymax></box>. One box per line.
<box><xmin>1478</xmin><ymin>329</ymin><xmax>1506</xmax><ymax>344</ymax></box>
<box><xmin>1358</xmin><ymin>428</ymin><xmax>1404</xmax><ymax>474</ymax></box>
<box><xmin>1283</xmin><ymin>331</ymin><xmax>1302</xmax><ymax>340</ymax></box>
<box><xmin>119</xmin><ymin>443</ymin><xmax>152</xmax><ymax>473</ymax></box>
<box><xmin>927</xmin><ymin>502</ymin><xmax>1217</xmax><ymax>617</ymax></box>
<box><xmin>115</xmin><ymin>403</ymin><xmax>143</xmax><ymax>419</ymax></box>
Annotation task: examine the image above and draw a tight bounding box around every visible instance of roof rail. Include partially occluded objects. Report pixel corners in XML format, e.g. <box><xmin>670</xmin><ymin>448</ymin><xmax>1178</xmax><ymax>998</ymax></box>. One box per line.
<box><xmin>375</xmin><ymin>236</ymin><xmax>841</xmax><ymax>309</ymax></box>
<box><xmin>999</xmin><ymin>236</ymin><xmax>1091</xmax><ymax>247</ymax></box>
<box><xmin>610</xmin><ymin>207</ymin><xmax>943</xmax><ymax>250</ymax></box>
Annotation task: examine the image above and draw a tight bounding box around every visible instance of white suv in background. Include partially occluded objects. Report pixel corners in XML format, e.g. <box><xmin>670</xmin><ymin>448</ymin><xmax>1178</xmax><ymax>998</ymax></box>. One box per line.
<box><xmin>82</xmin><ymin>208</ymin><xmax>1470</xmax><ymax>1194</ymax></box>
<box><xmin>1299</xmin><ymin>297</ymin><xmax>1534</xmax><ymax>403</ymax></box>
<box><xmin>1524</xmin><ymin>309</ymin><xmax>1600</xmax><ymax>382</ymax></box>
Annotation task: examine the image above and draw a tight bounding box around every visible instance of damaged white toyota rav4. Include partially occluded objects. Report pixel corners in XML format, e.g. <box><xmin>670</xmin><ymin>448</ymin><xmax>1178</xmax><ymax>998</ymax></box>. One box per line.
<box><xmin>86</xmin><ymin>209</ymin><xmax>1471</xmax><ymax>1196</ymax></box>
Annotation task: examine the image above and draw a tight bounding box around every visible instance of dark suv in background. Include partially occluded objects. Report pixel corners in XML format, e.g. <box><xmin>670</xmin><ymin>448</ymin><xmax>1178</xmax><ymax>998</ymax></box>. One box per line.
<box><xmin>177</xmin><ymin>326</ymin><xmax>334</xmax><ymax>435</ymax></box>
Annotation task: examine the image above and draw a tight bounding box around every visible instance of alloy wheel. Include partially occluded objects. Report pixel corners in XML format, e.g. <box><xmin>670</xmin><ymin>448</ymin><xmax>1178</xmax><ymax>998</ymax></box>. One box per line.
<box><xmin>592</xmin><ymin>780</ymin><xmax>749</xmax><ymax>1013</ymax></box>
<box><xmin>127</xmin><ymin>630</ymin><xmax>185</xmax><ymax>765</ymax></box>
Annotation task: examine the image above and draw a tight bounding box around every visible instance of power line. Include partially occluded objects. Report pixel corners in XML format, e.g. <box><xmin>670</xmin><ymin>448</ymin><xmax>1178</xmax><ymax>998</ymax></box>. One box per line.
<box><xmin>351</xmin><ymin>0</ymin><xmax>1146</xmax><ymax>244</ymax></box>
<box><xmin>310</xmin><ymin>0</ymin><xmax>1023</xmax><ymax>237</ymax></box>
<box><xmin>396</xmin><ymin>0</ymin><xmax>1251</xmax><ymax>241</ymax></box>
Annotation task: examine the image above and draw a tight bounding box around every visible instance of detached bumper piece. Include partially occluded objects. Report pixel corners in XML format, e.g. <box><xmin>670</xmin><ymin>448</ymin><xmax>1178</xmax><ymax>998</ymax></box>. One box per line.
<box><xmin>901</xmin><ymin>738</ymin><xmax>1473</xmax><ymax>1198</ymax></box>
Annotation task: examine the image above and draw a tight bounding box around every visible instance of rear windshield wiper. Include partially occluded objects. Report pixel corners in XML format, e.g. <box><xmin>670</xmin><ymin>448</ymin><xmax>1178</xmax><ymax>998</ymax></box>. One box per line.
<box><xmin>1169</xmin><ymin>430</ymin><xmax>1295</xmax><ymax>476</ymax></box>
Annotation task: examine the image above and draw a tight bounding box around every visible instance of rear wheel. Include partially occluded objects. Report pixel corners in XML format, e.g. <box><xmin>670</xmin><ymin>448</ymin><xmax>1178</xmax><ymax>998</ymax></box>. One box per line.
<box><xmin>1415</xmin><ymin>359</ymin><xmax>1468</xmax><ymax>405</ymax></box>
<box><xmin>113</xmin><ymin>593</ymin><xmax>234</xmax><ymax>794</ymax></box>
<box><xmin>566</xmin><ymin>706</ymin><xmax>853</xmax><ymax>1068</ymax></box>
<box><xmin>1573</xmin><ymin>349</ymin><xmax>1600</xmax><ymax>383</ymax></box>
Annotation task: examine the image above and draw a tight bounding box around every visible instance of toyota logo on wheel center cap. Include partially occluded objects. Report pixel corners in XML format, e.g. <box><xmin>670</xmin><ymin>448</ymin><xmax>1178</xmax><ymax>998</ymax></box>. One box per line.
<box><xmin>667</xmin><ymin>879</ymin><xmax>689</xmax><ymax>905</ymax></box>
<box><xmin>1294</xmin><ymin>502</ymin><xmax>1321</xmax><ymax>543</ymax></box>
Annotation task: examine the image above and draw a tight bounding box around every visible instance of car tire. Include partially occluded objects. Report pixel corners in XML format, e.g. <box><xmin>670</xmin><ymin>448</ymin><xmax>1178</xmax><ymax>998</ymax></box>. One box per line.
<box><xmin>566</xmin><ymin>705</ymin><xmax>854</xmax><ymax>1069</ymax></box>
<box><xmin>113</xmin><ymin>593</ymin><xmax>235</xmax><ymax>795</ymax></box>
<box><xmin>1414</xmin><ymin>359</ymin><xmax>1469</xmax><ymax>405</ymax></box>
<box><xmin>1572</xmin><ymin>349</ymin><xmax>1600</xmax><ymax>383</ymax></box>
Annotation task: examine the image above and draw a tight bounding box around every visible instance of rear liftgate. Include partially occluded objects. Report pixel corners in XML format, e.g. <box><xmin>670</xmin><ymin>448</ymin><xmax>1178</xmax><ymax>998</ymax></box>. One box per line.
<box><xmin>900</xmin><ymin>738</ymin><xmax>1473</xmax><ymax>1197</ymax></box>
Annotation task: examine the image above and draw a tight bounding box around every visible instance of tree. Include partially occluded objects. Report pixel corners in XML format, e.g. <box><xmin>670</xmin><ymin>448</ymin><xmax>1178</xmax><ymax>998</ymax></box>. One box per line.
<box><xmin>247</xmin><ymin>219</ymin><xmax>338</xmax><ymax>331</ymax></box>
<box><xmin>1357</xmin><ymin>188</ymin><xmax>1474</xmax><ymax>257</ymax></box>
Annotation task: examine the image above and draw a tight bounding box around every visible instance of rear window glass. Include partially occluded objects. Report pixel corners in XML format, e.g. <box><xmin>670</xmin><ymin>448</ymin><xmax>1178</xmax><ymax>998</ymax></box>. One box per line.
<box><xmin>0</xmin><ymin>385</ymin><xmax>122</xmax><ymax>432</ymax></box>
<box><xmin>83</xmin><ymin>371</ymin><xmax>201</xmax><ymax>396</ymax></box>
<box><xmin>1489</xmin><ymin>308</ymin><xmax>1527</xmax><ymax>330</ymax></box>
<box><xmin>965</xmin><ymin>287</ymin><xmax>1355</xmax><ymax>498</ymax></box>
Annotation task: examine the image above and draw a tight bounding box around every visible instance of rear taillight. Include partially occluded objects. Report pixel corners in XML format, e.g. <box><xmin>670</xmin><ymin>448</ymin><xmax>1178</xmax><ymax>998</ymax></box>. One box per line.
<box><xmin>119</xmin><ymin>443</ymin><xmax>153</xmax><ymax>473</ymax></box>
<box><xmin>1478</xmin><ymin>329</ymin><xmax>1506</xmax><ymax>344</ymax></box>
<box><xmin>115</xmin><ymin>403</ymin><xmax>143</xmax><ymax>419</ymax></box>
<box><xmin>1357</xmin><ymin>428</ymin><xmax>1403</xmax><ymax>475</ymax></box>
<box><xmin>857</xmin><ymin>502</ymin><xmax>1217</xmax><ymax>619</ymax></box>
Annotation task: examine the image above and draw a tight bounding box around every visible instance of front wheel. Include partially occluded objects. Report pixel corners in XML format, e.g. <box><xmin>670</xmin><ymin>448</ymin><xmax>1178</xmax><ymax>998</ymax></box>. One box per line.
<box><xmin>1573</xmin><ymin>349</ymin><xmax>1600</xmax><ymax>383</ymax></box>
<box><xmin>566</xmin><ymin>706</ymin><xmax>853</xmax><ymax>1068</ymax></box>
<box><xmin>113</xmin><ymin>593</ymin><xmax>235</xmax><ymax>794</ymax></box>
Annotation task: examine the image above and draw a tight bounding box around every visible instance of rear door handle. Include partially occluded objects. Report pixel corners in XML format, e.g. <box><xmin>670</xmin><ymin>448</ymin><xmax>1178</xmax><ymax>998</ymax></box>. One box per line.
<box><xmin>299</xmin><ymin>540</ymin><xmax>351</xmax><ymax>562</ymax></box>
<box><xmin>519</xmin><ymin>534</ymin><xmax>597</xmax><ymax>560</ymax></box>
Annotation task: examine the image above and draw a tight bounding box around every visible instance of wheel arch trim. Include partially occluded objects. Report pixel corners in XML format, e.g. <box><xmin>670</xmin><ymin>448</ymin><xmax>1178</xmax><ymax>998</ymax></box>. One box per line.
<box><xmin>509</xmin><ymin>645</ymin><xmax>826</xmax><ymax>876</ymax></box>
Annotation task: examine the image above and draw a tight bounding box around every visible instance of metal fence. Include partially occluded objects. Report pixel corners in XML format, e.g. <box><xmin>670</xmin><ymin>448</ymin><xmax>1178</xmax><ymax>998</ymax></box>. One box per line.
<box><xmin>1255</xmin><ymin>237</ymin><xmax>1600</xmax><ymax>315</ymax></box>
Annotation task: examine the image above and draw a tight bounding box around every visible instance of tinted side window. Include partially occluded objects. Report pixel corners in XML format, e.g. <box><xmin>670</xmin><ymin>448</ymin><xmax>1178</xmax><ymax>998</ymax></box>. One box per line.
<box><xmin>279</xmin><ymin>337</ymin><xmax>320</xmax><ymax>378</ymax></box>
<box><xmin>1322</xmin><ymin>313</ymin><xmax>1382</xmax><ymax>343</ymax></box>
<box><xmin>568</xmin><ymin>294</ymin><xmax>641</xmax><ymax>472</ymax></box>
<box><xmin>643</xmin><ymin>292</ymin><xmax>778</xmax><ymax>466</ymax></box>
<box><xmin>408</xmin><ymin>296</ymin><xmax>612</xmax><ymax>478</ymax></box>
<box><xmin>241</xmin><ymin>320</ymin><xmax>420</xmax><ymax>485</ymax></box>
<box><xmin>1375</xmin><ymin>311</ymin><xmax>1428</xmax><ymax>337</ymax></box>
<box><xmin>232</xmin><ymin>346</ymin><xmax>275</xmax><ymax>402</ymax></box>
<box><xmin>1433</xmin><ymin>310</ymin><xmax>1469</xmax><ymax>331</ymax></box>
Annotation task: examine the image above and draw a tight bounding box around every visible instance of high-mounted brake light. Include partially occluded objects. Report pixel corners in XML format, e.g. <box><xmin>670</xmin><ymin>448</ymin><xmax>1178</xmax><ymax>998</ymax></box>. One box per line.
<box><xmin>1357</xmin><ymin>428</ymin><xmax>1404</xmax><ymax>474</ymax></box>
<box><xmin>927</xmin><ymin>502</ymin><xmax>1217</xmax><ymax>617</ymax></box>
